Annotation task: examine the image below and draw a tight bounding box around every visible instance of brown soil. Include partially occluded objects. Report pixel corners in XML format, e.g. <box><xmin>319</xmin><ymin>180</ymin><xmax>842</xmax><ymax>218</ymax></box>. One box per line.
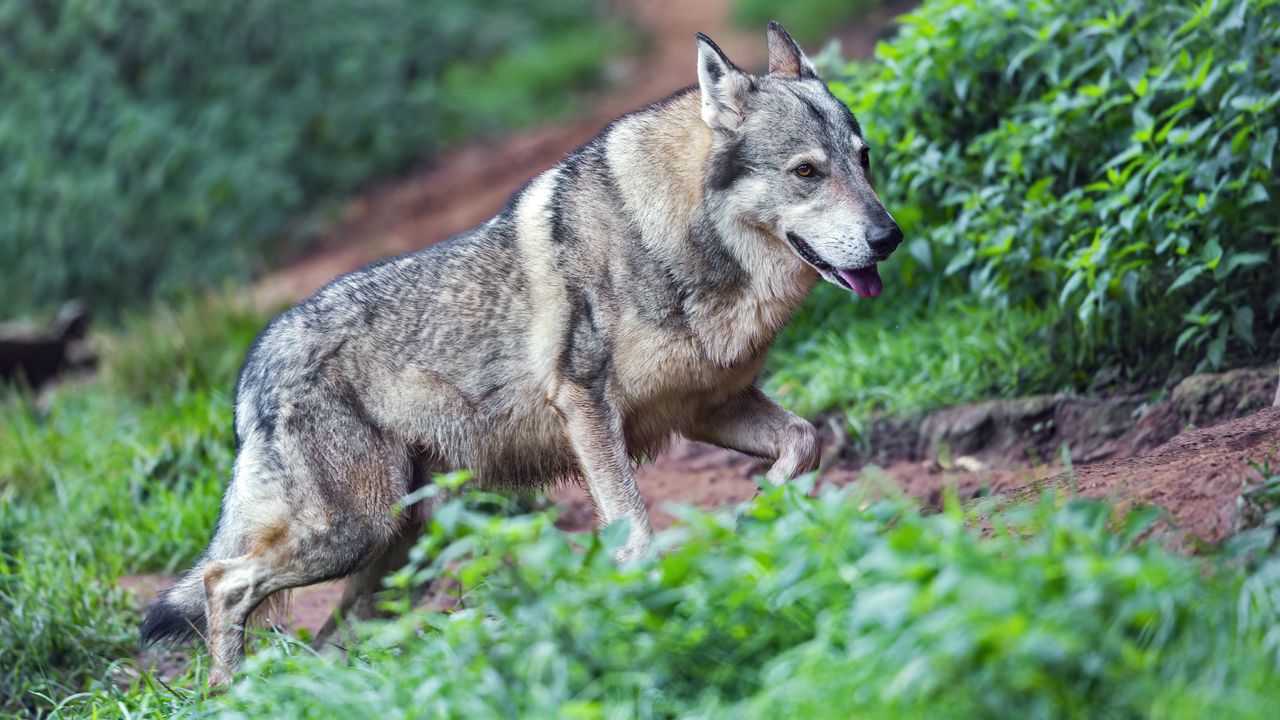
<box><xmin>1019</xmin><ymin>407</ymin><xmax>1280</xmax><ymax>544</ymax></box>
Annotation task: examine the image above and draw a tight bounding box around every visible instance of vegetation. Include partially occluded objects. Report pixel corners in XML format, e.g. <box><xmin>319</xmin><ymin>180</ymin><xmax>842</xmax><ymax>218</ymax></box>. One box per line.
<box><xmin>0</xmin><ymin>296</ymin><xmax>263</xmax><ymax>716</ymax></box>
<box><xmin>214</xmin><ymin>487</ymin><xmax>1280</xmax><ymax>719</ymax></box>
<box><xmin>0</xmin><ymin>0</ymin><xmax>618</xmax><ymax>316</ymax></box>
<box><xmin>823</xmin><ymin>0</ymin><xmax>1280</xmax><ymax>387</ymax></box>
<box><xmin>5</xmin><ymin>0</ymin><xmax>1280</xmax><ymax>716</ymax></box>
<box><xmin>763</xmin><ymin>0</ymin><xmax>1280</xmax><ymax>417</ymax></box>
<box><xmin>733</xmin><ymin>0</ymin><xmax>885</xmax><ymax>42</ymax></box>
<box><xmin>767</xmin><ymin>288</ymin><xmax>1062</xmax><ymax>421</ymax></box>
<box><xmin>29</xmin><ymin>472</ymin><xmax>1280</xmax><ymax>718</ymax></box>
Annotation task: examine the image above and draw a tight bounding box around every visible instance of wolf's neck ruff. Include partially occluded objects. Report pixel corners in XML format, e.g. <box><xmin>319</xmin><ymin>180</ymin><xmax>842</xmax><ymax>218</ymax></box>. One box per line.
<box><xmin>582</xmin><ymin>88</ymin><xmax>817</xmax><ymax>369</ymax></box>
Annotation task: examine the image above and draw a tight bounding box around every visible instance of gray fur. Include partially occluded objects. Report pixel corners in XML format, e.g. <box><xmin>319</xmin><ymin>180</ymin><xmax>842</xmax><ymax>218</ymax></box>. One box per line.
<box><xmin>141</xmin><ymin>23</ymin><xmax>901</xmax><ymax>685</ymax></box>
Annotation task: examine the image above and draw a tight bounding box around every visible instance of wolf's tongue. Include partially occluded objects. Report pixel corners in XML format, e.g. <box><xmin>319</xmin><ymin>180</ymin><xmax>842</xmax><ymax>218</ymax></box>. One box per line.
<box><xmin>838</xmin><ymin>266</ymin><xmax>883</xmax><ymax>298</ymax></box>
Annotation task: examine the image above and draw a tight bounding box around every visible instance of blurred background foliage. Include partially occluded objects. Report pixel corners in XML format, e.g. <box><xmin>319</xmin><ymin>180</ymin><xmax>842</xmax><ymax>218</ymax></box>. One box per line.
<box><xmin>0</xmin><ymin>0</ymin><xmax>617</xmax><ymax>316</ymax></box>
<box><xmin>734</xmin><ymin>0</ymin><xmax>886</xmax><ymax>41</ymax></box>
<box><xmin>798</xmin><ymin>0</ymin><xmax>1279</xmax><ymax>395</ymax></box>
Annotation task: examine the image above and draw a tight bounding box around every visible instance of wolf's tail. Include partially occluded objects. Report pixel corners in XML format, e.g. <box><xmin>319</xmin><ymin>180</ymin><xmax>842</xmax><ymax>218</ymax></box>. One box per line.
<box><xmin>139</xmin><ymin>559</ymin><xmax>212</xmax><ymax>644</ymax></box>
<box><xmin>140</xmin><ymin>500</ymin><xmax>245</xmax><ymax>644</ymax></box>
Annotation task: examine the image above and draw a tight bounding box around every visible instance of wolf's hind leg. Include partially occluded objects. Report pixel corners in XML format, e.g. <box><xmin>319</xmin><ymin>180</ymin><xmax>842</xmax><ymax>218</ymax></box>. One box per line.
<box><xmin>311</xmin><ymin>524</ymin><xmax>425</xmax><ymax>650</ymax></box>
<box><xmin>204</xmin><ymin>398</ymin><xmax>410</xmax><ymax>686</ymax></box>
<box><xmin>686</xmin><ymin>386</ymin><xmax>821</xmax><ymax>485</ymax></box>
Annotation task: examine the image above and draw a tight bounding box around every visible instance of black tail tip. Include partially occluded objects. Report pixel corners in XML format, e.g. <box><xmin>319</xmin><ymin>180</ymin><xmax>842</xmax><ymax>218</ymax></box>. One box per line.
<box><xmin>140</xmin><ymin>600</ymin><xmax>204</xmax><ymax>645</ymax></box>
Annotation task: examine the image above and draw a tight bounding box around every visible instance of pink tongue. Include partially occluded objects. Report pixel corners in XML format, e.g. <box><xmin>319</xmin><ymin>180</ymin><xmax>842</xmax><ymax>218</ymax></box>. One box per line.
<box><xmin>838</xmin><ymin>266</ymin><xmax>883</xmax><ymax>298</ymax></box>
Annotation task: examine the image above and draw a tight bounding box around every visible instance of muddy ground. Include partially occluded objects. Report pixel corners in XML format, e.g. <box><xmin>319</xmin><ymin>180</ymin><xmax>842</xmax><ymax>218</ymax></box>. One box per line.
<box><xmin>130</xmin><ymin>0</ymin><xmax>1280</xmax><ymax>653</ymax></box>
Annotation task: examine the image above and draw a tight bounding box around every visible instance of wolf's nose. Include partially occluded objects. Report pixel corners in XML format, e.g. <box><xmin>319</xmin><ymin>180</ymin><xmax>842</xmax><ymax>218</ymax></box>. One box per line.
<box><xmin>868</xmin><ymin>223</ymin><xmax>903</xmax><ymax>258</ymax></box>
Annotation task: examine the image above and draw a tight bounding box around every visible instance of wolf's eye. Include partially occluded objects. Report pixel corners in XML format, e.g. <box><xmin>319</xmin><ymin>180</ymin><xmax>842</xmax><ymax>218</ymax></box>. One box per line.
<box><xmin>794</xmin><ymin>163</ymin><xmax>815</xmax><ymax>178</ymax></box>
<box><xmin>859</xmin><ymin>147</ymin><xmax>871</xmax><ymax>173</ymax></box>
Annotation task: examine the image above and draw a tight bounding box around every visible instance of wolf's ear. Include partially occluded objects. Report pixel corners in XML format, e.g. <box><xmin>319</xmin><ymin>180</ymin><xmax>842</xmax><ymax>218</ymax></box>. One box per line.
<box><xmin>695</xmin><ymin>32</ymin><xmax>752</xmax><ymax>131</ymax></box>
<box><xmin>766</xmin><ymin>21</ymin><xmax>819</xmax><ymax>79</ymax></box>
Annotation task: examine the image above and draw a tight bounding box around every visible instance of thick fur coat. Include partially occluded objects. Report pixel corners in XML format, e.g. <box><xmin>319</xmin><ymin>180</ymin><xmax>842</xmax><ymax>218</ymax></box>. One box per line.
<box><xmin>141</xmin><ymin>23</ymin><xmax>902</xmax><ymax>686</ymax></box>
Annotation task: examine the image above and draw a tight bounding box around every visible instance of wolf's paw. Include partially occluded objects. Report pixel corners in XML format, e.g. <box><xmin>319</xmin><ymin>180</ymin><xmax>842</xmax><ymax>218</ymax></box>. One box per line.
<box><xmin>766</xmin><ymin>419</ymin><xmax>821</xmax><ymax>485</ymax></box>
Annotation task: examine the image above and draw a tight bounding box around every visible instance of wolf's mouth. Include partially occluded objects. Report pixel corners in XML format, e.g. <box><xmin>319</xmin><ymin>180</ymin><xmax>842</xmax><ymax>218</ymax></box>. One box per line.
<box><xmin>785</xmin><ymin>232</ymin><xmax>883</xmax><ymax>298</ymax></box>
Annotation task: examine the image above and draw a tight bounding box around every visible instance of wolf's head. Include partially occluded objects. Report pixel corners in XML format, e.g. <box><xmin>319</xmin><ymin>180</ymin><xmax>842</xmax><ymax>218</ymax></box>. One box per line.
<box><xmin>696</xmin><ymin>23</ymin><xmax>901</xmax><ymax>298</ymax></box>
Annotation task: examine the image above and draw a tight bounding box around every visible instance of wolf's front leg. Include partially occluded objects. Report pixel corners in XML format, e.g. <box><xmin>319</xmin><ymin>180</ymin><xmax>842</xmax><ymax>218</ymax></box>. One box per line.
<box><xmin>688</xmin><ymin>386</ymin><xmax>821</xmax><ymax>485</ymax></box>
<box><xmin>554</xmin><ymin>383</ymin><xmax>653</xmax><ymax>561</ymax></box>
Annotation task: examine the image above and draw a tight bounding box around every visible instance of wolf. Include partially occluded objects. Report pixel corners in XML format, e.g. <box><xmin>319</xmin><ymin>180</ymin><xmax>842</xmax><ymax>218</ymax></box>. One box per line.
<box><xmin>141</xmin><ymin>22</ymin><xmax>902</xmax><ymax>685</ymax></box>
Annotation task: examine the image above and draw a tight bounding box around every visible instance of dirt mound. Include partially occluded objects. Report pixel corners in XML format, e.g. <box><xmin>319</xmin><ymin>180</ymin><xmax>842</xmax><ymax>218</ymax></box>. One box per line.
<box><xmin>901</xmin><ymin>365</ymin><xmax>1280</xmax><ymax>469</ymax></box>
<box><xmin>551</xmin><ymin>367</ymin><xmax>1279</xmax><ymax>541</ymax></box>
<box><xmin>1012</xmin><ymin>406</ymin><xmax>1280</xmax><ymax>544</ymax></box>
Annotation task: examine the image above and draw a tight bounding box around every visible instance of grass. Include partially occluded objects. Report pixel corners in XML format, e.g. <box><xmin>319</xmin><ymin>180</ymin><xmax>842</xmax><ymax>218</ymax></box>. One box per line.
<box><xmin>0</xmin><ymin>293</ymin><xmax>267</xmax><ymax>716</ymax></box>
<box><xmin>767</xmin><ymin>284</ymin><xmax>1067</xmax><ymax>422</ymax></box>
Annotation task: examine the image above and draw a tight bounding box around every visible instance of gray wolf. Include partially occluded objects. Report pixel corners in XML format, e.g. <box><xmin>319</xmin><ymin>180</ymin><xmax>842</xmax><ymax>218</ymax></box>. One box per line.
<box><xmin>141</xmin><ymin>22</ymin><xmax>902</xmax><ymax>685</ymax></box>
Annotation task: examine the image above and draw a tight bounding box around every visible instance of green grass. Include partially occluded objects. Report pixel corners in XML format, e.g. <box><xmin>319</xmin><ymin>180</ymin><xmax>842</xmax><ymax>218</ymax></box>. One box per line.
<box><xmin>767</xmin><ymin>284</ymin><xmax>1066</xmax><ymax>421</ymax></box>
<box><xmin>0</xmin><ymin>293</ymin><xmax>268</xmax><ymax>716</ymax></box>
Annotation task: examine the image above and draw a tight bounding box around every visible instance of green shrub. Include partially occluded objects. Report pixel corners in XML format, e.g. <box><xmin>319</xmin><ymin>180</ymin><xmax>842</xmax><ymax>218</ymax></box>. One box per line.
<box><xmin>156</xmin><ymin>483</ymin><xmax>1280</xmax><ymax>718</ymax></box>
<box><xmin>0</xmin><ymin>0</ymin><xmax>615</xmax><ymax>316</ymax></box>
<box><xmin>832</xmin><ymin>0</ymin><xmax>1280</xmax><ymax>379</ymax></box>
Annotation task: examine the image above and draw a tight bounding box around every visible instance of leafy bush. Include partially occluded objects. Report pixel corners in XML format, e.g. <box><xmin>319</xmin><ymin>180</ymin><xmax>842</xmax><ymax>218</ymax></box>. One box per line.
<box><xmin>0</xmin><ymin>0</ymin><xmax>615</xmax><ymax>316</ymax></box>
<box><xmin>831</xmin><ymin>0</ymin><xmax>1280</xmax><ymax>379</ymax></box>
<box><xmin>163</xmin><ymin>483</ymin><xmax>1280</xmax><ymax>718</ymax></box>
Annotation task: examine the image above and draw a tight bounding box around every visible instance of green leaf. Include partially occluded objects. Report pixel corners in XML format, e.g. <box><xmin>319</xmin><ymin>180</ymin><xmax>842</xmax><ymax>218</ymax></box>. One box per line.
<box><xmin>1243</xmin><ymin>183</ymin><xmax>1270</xmax><ymax>206</ymax></box>
<box><xmin>1166</xmin><ymin>265</ymin><xmax>1204</xmax><ymax>294</ymax></box>
<box><xmin>1234</xmin><ymin>306</ymin><xmax>1255</xmax><ymax>346</ymax></box>
<box><xmin>1026</xmin><ymin>176</ymin><xmax>1055</xmax><ymax>203</ymax></box>
<box><xmin>1202</xmin><ymin>238</ymin><xmax>1223</xmax><ymax>269</ymax></box>
<box><xmin>1174</xmin><ymin>325</ymin><xmax>1200</xmax><ymax>355</ymax></box>
<box><xmin>1222</xmin><ymin>252</ymin><xmax>1269</xmax><ymax>274</ymax></box>
<box><xmin>1207</xmin><ymin>334</ymin><xmax>1226</xmax><ymax>369</ymax></box>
